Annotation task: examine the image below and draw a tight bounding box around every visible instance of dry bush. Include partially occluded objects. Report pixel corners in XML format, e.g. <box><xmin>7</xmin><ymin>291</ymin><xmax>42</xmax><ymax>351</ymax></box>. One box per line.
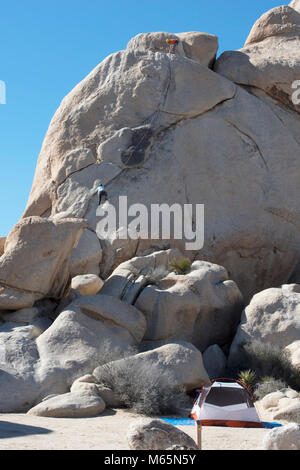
<box><xmin>242</xmin><ymin>340</ymin><xmax>300</xmax><ymax>392</ymax></box>
<box><xmin>254</xmin><ymin>377</ymin><xmax>288</xmax><ymax>401</ymax></box>
<box><xmin>144</xmin><ymin>265</ymin><xmax>170</xmax><ymax>285</ymax></box>
<box><xmin>98</xmin><ymin>359</ymin><xmax>191</xmax><ymax>416</ymax></box>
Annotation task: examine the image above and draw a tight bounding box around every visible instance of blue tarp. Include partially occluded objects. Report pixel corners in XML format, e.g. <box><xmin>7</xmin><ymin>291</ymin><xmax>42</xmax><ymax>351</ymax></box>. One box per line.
<box><xmin>262</xmin><ymin>422</ymin><xmax>282</xmax><ymax>429</ymax></box>
<box><xmin>162</xmin><ymin>418</ymin><xmax>194</xmax><ymax>426</ymax></box>
<box><xmin>161</xmin><ymin>418</ymin><xmax>282</xmax><ymax>429</ymax></box>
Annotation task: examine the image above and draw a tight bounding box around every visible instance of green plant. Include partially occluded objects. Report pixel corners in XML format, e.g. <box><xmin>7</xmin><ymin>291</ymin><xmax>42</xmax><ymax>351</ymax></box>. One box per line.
<box><xmin>170</xmin><ymin>257</ymin><xmax>191</xmax><ymax>275</ymax></box>
<box><xmin>238</xmin><ymin>370</ymin><xmax>256</xmax><ymax>391</ymax></box>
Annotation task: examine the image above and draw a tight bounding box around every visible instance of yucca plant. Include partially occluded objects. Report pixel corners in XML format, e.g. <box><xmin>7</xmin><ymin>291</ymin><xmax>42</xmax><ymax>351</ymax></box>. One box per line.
<box><xmin>238</xmin><ymin>369</ymin><xmax>256</xmax><ymax>391</ymax></box>
<box><xmin>170</xmin><ymin>257</ymin><xmax>191</xmax><ymax>274</ymax></box>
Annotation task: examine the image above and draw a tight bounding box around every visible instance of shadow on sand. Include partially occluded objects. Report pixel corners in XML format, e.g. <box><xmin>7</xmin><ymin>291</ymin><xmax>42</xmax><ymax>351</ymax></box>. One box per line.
<box><xmin>0</xmin><ymin>408</ymin><xmax>118</xmax><ymax>439</ymax></box>
<box><xmin>0</xmin><ymin>420</ymin><xmax>53</xmax><ymax>439</ymax></box>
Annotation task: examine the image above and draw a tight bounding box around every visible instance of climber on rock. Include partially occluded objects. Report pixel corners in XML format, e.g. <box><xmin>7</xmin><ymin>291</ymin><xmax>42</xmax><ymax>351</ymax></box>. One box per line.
<box><xmin>166</xmin><ymin>38</ymin><xmax>179</xmax><ymax>54</ymax></box>
<box><xmin>95</xmin><ymin>183</ymin><xmax>108</xmax><ymax>205</ymax></box>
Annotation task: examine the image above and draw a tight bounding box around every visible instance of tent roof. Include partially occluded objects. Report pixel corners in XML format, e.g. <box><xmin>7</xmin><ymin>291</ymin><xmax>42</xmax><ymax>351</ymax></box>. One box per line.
<box><xmin>211</xmin><ymin>381</ymin><xmax>244</xmax><ymax>389</ymax></box>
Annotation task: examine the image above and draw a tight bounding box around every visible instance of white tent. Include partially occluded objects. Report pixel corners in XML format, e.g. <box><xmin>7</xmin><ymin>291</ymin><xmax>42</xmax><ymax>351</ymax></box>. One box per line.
<box><xmin>190</xmin><ymin>379</ymin><xmax>263</xmax><ymax>428</ymax></box>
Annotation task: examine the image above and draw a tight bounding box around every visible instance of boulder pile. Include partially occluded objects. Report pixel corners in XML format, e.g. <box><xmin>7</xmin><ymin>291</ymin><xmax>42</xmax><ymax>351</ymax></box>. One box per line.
<box><xmin>0</xmin><ymin>1</ymin><xmax>299</xmax><ymax>417</ymax></box>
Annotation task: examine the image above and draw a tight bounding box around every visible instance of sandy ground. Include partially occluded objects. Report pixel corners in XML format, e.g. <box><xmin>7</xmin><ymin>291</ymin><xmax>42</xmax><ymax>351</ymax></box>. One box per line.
<box><xmin>0</xmin><ymin>404</ymin><xmax>279</xmax><ymax>451</ymax></box>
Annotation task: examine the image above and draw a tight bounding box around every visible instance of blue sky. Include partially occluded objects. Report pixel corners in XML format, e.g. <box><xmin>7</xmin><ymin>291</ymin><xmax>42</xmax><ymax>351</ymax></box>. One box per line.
<box><xmin>0</xmin><ymin>0</ymin><xmax>285</xmax><ymax>236</ymax></box>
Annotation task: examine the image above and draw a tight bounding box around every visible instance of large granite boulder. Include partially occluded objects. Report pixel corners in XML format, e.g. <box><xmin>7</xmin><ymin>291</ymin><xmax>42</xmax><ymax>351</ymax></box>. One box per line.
<box><xmin>229</xmin><ymin>285</ymin><xmax>300</xmax><ymax>368</ymax></box>
<box><xmin>127</xmin><ymin>31</ymin><xmax>218</xmax><ymax>67</ymax></box>
<box><xmin>1</xmin><ymin>5</ymin><xmax>300</xmax><ymax>415</ymax></box>
<box><xmin>93</xmin><ymin>341</ymin><xmax>209</xmax><ymax>393</ymax></box>
<box><xmin>215</xmin><ymin>5</ymin><xmax>300</xmax><ymax>113</ymax></box>
<box><xmin>0</xmin><ymin>294</ymin><xmax>146</xmax><ymax>412</ymax></box>
<box><xmin>100</xmin><ymin>249</ymin><xmax>243</xmax><ymax>351</ymax></box>
<box><xmin>0</xmin><ymin>217</ymin><xmax>86</xmax><ymax>310</ymax></box>
<box><xmin>16</xmin><ymin>23</ymin><xmax>299</xmax><ymax>302</ymax></box>
<box><xmin>35</xmin><ymin>295</ymin><xmax>147</xmax><ymax>394</ymax></box>
<box><xmin>290</xmin><ymin>0</ymin><xmax>300</xmax><ymax>13</ymax></box>
<box><xmin>0</xmin><ymin>323</ymin><xmax>42</xmax><ymax>412</ymax></box>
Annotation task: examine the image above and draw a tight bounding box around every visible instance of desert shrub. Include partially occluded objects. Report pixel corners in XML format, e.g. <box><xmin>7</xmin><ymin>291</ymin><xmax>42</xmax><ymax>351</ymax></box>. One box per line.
<box><xmin>144</xmin><ymin>265</ymin><xmax>170</xmax><ymax>285</ymax></box>
<box><xmin>170</xmin><ymin>257</ymin><xmax>191</xmax><ymax>275</ymax></box>
<box><xmin>254</xmin><ymin>377</ymin><xmax>288</xmax><ymax>401</ymax></box>
<box><xmin>242</xmin><ymin>340</ymin><xmax>300</xmax><ymax>392</ymax></box>
<box><xmin>98</xmin><ymin>359</ymin><xmax>191</xmax><ymax>416</ymax></box>
<box><xmin>238</xmin><ymin>370</ymin><xmax>256</xmax><ymax>391</ymax></box>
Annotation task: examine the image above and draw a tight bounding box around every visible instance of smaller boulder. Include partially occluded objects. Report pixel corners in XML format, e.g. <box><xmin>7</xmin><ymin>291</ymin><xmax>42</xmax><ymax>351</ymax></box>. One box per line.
<box><xmin>273</xmin><ymin>401</ymin><xmax>300</xmax><ymax>423</ymax></box>
<box><xmin>96</xmin><ymin>384</ymin><xmax>122</xmax><ymax>408</ymax></box>
<box><xmin>71</xmin><ymin>274</ymin><xmax>104</xmax><ymax>296</ymax></box>
<box><xmin>93</xmin><ymin>341</ymin><xmax>209</xmax><ymax>392</ymax></box>
<box><xmin>27</xmin><ymin>391</ymin><xmax>106</xmax><ymax>418</ymax></box>
<box><xmin>69</xmin><ymin>228</ymin><xmax>102</xmax><ymax>277</ymax></box>
<box><xmin>0</xmin><ymin>286</ymin><xmax>36</xmax><ymax>311</ymax></box>
<box><xmin>260</xmin><ymin>389</ymin><xmax>300</xmax><ymax>423</ymax></box>
<box><xmin>70</xmin><ymin>381</ymin><xmax>100</xmax><ymax>395</ymax></box>
<box><xmin>285</xmin><ymin>341</ymin><xmax>300</xmax><ymax>370</ymax></box>
<box><xmin>69</xmin><ymin>374</ymin><xmax>121</xmax><ymax>407</ymax></box>
<box><xmin>71</xmin><ymin>374</ymin><xmax>97</xmax><ymax>385</ymax></box>
<box><xmin>127</xmin><ymin>418</ymin><xmax>198</xmax><ymax>450</ymax></box>
<box><xmin>286</xmin><ymin>389</ymin><xmax>300</xmax><ymax>399</ymax></box>
<box><xmin>202</xmin><ymin>344</ymin><xmax>227</xmax><ymax>379</ymax></box>
<box><xmin>263</xmin><ymin>423</ymin><xmax>300</xmax><ymax>450</ymax></box>
<box><xmin>126</xmin><ymin>31</ymin><xmax>218</xmax><ymax>68</ymax></box>
<box><xmin>1</xmin><ymin>307</ymin><xmax>40</xmax><ymax>324</ymax></box>
<box><xmin>261</xmin><ymin>391</ymin><xmax>285</xmax><ymax>410</ymax></box>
